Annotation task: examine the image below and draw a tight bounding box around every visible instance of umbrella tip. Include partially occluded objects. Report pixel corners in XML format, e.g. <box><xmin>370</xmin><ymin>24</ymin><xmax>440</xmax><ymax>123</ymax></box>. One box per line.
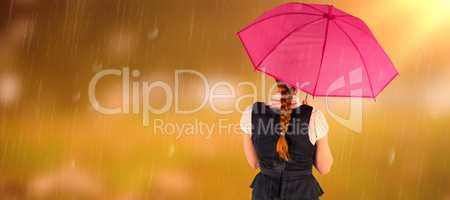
<box><xmin>323</xmin><ymin>13</ymin><xmax>335</xmax><ymax>20</ymax></box>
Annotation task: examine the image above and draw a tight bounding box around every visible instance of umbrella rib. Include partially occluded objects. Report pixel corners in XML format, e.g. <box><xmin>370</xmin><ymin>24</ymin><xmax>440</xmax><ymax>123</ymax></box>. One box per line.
<box><xmin>256</xmin><ymin>17</ymin><xmax>325</xmax><ymax>67</ymax></box>
<box><xmin>238</xmin><ymin>12</ymin><xmax>322</xmax><ymax>33</ymax></box>
<box><xmin>282</xmin><ymin>2</ymin><xmax>327</xmax><ymax>15</ymax></box>
<box><xmin>335</xmin><ymin>14</ymin><xmax>351</xmax><ymax>18</ymax></box>
<box><xmin>336</xmin><ymin>18</ymin><xmax>398</xmax><ymax>76</ymax></box>
<box><xmin>374</xmin><ymin>72</ymin><xmax>399</xmax><ymax>99</ymax></box>
<box><xmin>333</xmin><ymin>20</ymin><xmax>375</xmax><ymax>98</ymax></box>
<box><xmin>335</xmin><ymin>18</ymin><xmax>371</xmax><ymax>35</ymax></box>
<box><xmin>299</xmin><ymin>3</ymin><xmax>327</xmax><ymax>14</ymax></box>
<box><xmin>311</xmin><ymin>18</ymin><xmax>331</xmax><ymax>97</ymax></box>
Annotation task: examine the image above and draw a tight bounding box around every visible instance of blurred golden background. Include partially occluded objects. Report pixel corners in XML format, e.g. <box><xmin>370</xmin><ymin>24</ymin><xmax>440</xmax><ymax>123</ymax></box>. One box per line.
<box><xmin>1</xmin><ymin>0</ymin><xmax>450</xmax><ymax>199</ymax></box>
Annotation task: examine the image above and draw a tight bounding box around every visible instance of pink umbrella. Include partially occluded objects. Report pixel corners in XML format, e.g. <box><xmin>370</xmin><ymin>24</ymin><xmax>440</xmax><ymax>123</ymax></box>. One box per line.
<box><xmin>237</xmin><ymin>2</ymin><xmax>398</xmax><ymax>98</ymax></box>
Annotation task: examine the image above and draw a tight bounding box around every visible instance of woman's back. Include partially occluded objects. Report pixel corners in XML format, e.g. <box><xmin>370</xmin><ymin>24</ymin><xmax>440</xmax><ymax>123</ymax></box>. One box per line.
<box><xmin>251</xmin><ymin>102</ymin><xmax>315</xmax><ymax>171</ymax></box>
<box><xmin>249</xmin><ymin>102</ymin><xmax>323</xmax><ymax>200</ymax></box>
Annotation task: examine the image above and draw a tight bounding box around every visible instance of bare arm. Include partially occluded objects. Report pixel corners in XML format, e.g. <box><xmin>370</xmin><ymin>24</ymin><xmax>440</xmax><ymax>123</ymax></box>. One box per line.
<box><xmin>243</xmin><ymin>134</ymin><xmax>259</xmax><ymax>169</ymax></box>
<box><xmin>314</xmin><ymin>135</ymin><xmax>333</xmax><ymax>175</ymax></box>
<box><xmin>240</xmin><ymin>106</ymin><xmax>259</xmax><ymax>169</ymax></box>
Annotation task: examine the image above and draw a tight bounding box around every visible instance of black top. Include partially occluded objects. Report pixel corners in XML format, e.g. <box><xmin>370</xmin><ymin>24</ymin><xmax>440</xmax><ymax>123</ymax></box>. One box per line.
<box><xmin>250</xmin><ymin>102</ymin><xmax>324</xmax><ymax>200</ymax></box>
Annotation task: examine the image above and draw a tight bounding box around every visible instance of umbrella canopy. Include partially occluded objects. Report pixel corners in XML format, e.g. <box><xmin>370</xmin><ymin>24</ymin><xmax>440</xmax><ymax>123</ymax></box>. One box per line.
<box><xmin>237</xmin><ymin>2</ymin><xmax>398</xmax><ymax>98</ymax></box>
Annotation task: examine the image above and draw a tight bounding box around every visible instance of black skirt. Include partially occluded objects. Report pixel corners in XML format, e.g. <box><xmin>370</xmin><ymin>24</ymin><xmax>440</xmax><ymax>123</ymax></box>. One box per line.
<box><xmin>250</xmin><ymin>168</ymin><xmax>324</xmax><ymax>200</ymax></box>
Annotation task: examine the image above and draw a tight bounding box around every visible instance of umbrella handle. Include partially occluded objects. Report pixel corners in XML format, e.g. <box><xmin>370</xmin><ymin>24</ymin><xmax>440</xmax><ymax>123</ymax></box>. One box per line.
<box><xmin>302</xmin><ymin>94</ymin><xmax>309</xmax><ymax>105</ymax></box>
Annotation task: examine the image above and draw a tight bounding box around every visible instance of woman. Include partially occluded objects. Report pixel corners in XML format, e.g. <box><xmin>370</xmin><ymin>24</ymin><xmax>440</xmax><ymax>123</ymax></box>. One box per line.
<box><xmin>241</xmin><ymin>80</ymin><xmax>333</xmax><ymax>200</ymax></box>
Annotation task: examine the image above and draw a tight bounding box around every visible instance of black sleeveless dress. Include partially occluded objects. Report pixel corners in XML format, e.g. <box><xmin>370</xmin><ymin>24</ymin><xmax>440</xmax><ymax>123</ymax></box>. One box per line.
<box><xmin>250</xmin><ymin>102</ymin><xmax>324</xmax><ymax>200</ymax></box>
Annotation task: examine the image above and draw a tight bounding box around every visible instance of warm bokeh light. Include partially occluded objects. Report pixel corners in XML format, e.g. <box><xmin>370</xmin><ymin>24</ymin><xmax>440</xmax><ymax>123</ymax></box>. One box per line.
<box><xmin>0</xmin><ymin>73</ymin><xmax>21</xmax><ymax>105</ymax></box>
<box><xmin>0</xmin><ymin>0</ymin><xmax>449</xmax><ymax>199</ymax></box>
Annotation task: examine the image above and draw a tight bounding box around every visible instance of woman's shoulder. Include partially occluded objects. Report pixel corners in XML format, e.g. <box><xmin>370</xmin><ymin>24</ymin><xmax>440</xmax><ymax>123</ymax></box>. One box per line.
<box><xmin>310</xmin><ymin>107</ymin><xmax>325</xmax><ymax>116</ymax></box>
<box><xmin>240</xmin><ymin>102</ymin><xmax>271</xmax><ymax>135</ymax></box>
<box><xmin>253</xmin><ymin>101</ymin><xmax>270</xmax><ymax>107</ymax></box>
<box><xmin>249</xmin><ymin>101</ymin><xmax>272</xmax><ymax>112</ymax></box>
<box><xmin>306</xmin><ymin>106</ymin><xmax>325</xmax><ymax>122</ymax></box>
<box><xmin>311</xmin><ymin>107</ymin><xmax>322</xmax><ymax>114</ymax></box>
